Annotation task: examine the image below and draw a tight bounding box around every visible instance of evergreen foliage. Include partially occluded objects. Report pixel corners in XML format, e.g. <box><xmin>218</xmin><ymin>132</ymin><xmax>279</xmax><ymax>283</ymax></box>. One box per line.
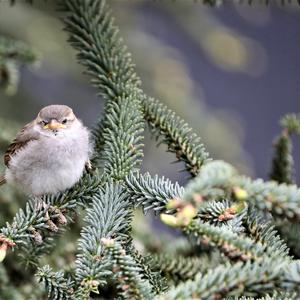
<box><xmin>270</xmin><ymin>114</ymin><xmax>300</xmax><ymax>184</ymax></box>
<box><xmin>0</xmin><ymin>173</ymin><xmax>103</xmax><ymax>265</ymax></box>
<box><xmin>144</xmin><ymin>97</ymin><xmax>210</xmax><ymax>176</ymax></box>
<box><xmin>130</xmin><ymin>250</ymin><xmax>169</xmax><ymax>295</ymax></box>
<box><xmin>125</xmin><ymin>171</ymin><xmax>184</xmax><ymax>214</ymax></box>
<box><xmin>151</xmin><ymin>253</ymin><xmax>206</xmax><ymax>283</ymax></box>
<box><xmin>160</xmin><ymin>259</ymin><xmax>300</xmax><ymax>299</ymax></box>
<box><xmin>99</xmin><ymin>91</ymin><xmax>144</xmax><ymax>180</ymax></box>
<box><xmin>75</xmin><ymin>183</ymin><xmax>132</xmax><ymax>295</ymax></box>
<box><xmin>0</xmin><ymin>0</ymin><xmax>300</xmax><ymax>299</ymax></box>
<box><xmin>270</xmin><ymin>131</ymin><xmax>294</xmax><ymax>185</ymax></box>
<box><xmin>36</xmin><ymin>265</ymin><xmax>74</xmax><ymax>300</ymax></box>
<box><xmin>101</xmin><ymin>238</ymin><xmax>154</xmax><ymax>300</ymax></box>
<box><xmin>0</xmin><ymin>35</ymin><xmax>37</xmax><ymax>94</ymax></box>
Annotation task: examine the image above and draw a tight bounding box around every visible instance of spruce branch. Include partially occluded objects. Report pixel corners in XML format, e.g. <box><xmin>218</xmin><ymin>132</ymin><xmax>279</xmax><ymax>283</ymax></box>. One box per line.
<box><xmin>244</xmin><ymin>208</ymin><xmax>289</xmax><ymax>259</ymax></box>
<box><xmin>36</xmin><ymin>265</ymin><xmax>74</xmax><ymax>300</ymax></box>
<box><xmin>183</xmin><ymin>160</ymin><xmax>237</xmax><ymax>203</ymax></box>
<box><xmin>75</xmin><ymin>182</ymin><xmax>133</xmax><ymax>294</ymax></box>
<box><xmin>75</xmin><ymin>91</ymin><xmax>144</xmax><ymax>293</ymax></box>
<box><xmin>144</xmin><ymin>97</ymin><xmax>210</xmax><ymax>176</ymax></box>
<box><xmin>270</xmin><ymin>133</ymin><xmax>294</xmax><ymax>184</ymax></box>
<box><xmin>65</xmin><ymin>1</ymin><xmax>145</xmax><ymax>178</ymax></box>
<box><xmin>19</xmin><ymin>236</ymin><xmax>57</xmax><ymax>268</ymax></box>
<box><xmin>61</xmin><ymin>0</ymin><xmax>145</xmax><ymax>180</ymax></box>
<box><xmin>183</xmin><ymin>160</ymin><xmax>300</xmax><ymax>220</ymax></box>
<box><xmin>277</xmin><ymin>221</ymin><xmax>300</xmax><ymax>258</ymax></box>
<box><xmin>233</xmin><ymin>176</ymin><xmax>300</xmax><ymax>220</ymax></box>
<box><xmin>280</xmin><ymin>114</ymin><xmax>300</xmax><ymax>135</ymax></box>
<box><xmin>125</xmin><ymin>171</ymin><xmax>245</xmax><ymax>231</ymax></box>
<box><xmin>101</xmin><ymin>238</ymin><xmax>154</xmax><ymax>300</ymax></box>
<box><xmin>0</xmin><ymin>35</ymin><xmax>38</xmax><ymax>94</ymax></box>
<box><xmin>161</xmin><ymin>203</ymin><xmax>290</xmax><ymax>261</ymax></box>
<box><xmin>0</xmin><ymin>173</ymin><xmax>103</xmax><ymax>258</ymax></box>
<box><xmin>159</xmin><ymin>258</ymin><xmax>300</xmax><ymax>300</ymax></box>
<box><xmin>160</xmin><ymin>200</ymin><xmax>289</xmax><ymax>263</ymax></box>
<box><xmin>131</xmin><ymin>250</ymin><xmax>169</xmax><ymax>295</ymax></box>
<box><xmin>183</xmin><ymin>218</ymin><xmax>288</xmax><ymax>262</ymax></box>
<box><xmin>270</xmin><ymin>114</ymin><xmax>300</xmax><ymax>184</ymax></box>
<box><xmin>161</xmin><ymin>196</ymin><xmax>289</xmax><ymax>263</ymax></box>
<box><xmin>127</xmin><ymin>164</ymin><xmax>300</xmax><ymax>254</ymax></box>
<box><xmin>125</xmin><ymin>172</ymin><xmax>184</xmax><ymax>214</ymax></box>
<box><xmin>0</xmin><ymin>200</ymin><xmax>57</xmax><ymax>252</ymax></box>
<box><xmin>100</xmin><ymin>90</ymin><xmax>144</xmax><ymax>180</ymax></box>
<box><xmin>60</xmin><ymin>0</ymin><xmax>140</xmax><ymax>97</ymax></box>
<box><xmin>151</xmin><ymin>253</ymin><xmax>205</xmax><ymax>284</ymax></box>
<box><xmin>0</xmin><ymin>60</ymin><xmax>20</xmax><ymax>95</ymax></box>
<box><xmin>197</xmin><ymin>199</ymin><xmax>246</xmax><ymax>232</ymax></box>
<box><xmin>0</xmin><ymin>35</ymin><xmax>37</xmax><ymax>64</ymax></box>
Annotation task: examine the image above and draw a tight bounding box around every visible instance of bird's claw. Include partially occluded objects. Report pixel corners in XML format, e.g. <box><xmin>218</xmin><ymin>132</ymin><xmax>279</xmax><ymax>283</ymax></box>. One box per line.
<box><xmin>85</xmin><ymin>159</ymin><xmax>94</xmax><ymax>174</ymax></box>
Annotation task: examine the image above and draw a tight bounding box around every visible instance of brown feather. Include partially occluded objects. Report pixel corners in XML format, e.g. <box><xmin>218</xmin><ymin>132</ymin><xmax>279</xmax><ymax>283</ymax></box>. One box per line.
<box><xmin>4</xmin><ymin>140</ymin><xmax>31</xmax><ymax>167</ymax></box>
<box><xmin>4</xmin><ymin>121</ymin><xmax>39</xmax><ymax>167</ymax></box>
<box><xmin>0</xmin><ymin>175</ymin><xmax>6</xmax><ymax>186</ymax></box>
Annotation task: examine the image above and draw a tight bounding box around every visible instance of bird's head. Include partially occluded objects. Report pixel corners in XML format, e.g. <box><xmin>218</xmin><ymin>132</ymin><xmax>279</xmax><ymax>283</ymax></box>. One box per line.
<box><xmin>36</xmin><ymin>105</ymin><xmax>78</xmax><ymax>135</ymax></box>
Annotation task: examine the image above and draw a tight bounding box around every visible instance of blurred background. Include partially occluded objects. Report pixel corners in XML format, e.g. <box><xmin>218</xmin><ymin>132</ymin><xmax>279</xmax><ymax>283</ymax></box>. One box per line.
<box><xmin>0</xmin><ymin>0</ymin><xmax>300</xmax><ymax>184</ymax></box>
<box><xmin>0</xmin><ymin>1</ymin><xmax>300</xmax><ymax>298</ymax></box>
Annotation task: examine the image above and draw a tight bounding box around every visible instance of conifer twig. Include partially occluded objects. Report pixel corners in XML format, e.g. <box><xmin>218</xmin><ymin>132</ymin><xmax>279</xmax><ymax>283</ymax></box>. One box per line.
<box><xmin>270</xmin><ymin>114</ymin><xmax>300</xmax><ymax>184</ymax></box>
<box><xmin>75</xmin><ymin>183</ymin><xmax>132</xmax><ymax>296</ymax></box>
<box><xmin>102</xmin><ymin>238</ymin><xmax>154</xmax><ymax>300</ymax></box>
<box><xmin>183</xmin><ymin>219</ymin><xmax>288</xmax><ymax>262</ymax></box>
<box><xmin>159</xmin><ymin>258</ymin><xmax>300</xmax><ymax>299</ymax></box>
<box><xmin>151</xmin><ymin>253</ymin><xmax>205</xmax><ymax>283</ymax></box>
<box><xmin>125</xmin><ymin>172</ymin><xmax>184</xmax><ymax>214</ymax></box>
<box><xmin>144</xmin><ymin>97</ymin><xmax>210</xmax><ymax>176</ymax></box>
<box><xmin>36</xmin><ymin>265</ymin><xmax>74</xmax><ymax>300</ymax></box>
<box><xmin>0</xmin><ymin>173</ymin><xmax>103</xmax><ymax>257</ymax></box>
<box><xmin>0</xmin><ymin>35</ymin><xmax>38</xmax><ymax>94</ymax></box>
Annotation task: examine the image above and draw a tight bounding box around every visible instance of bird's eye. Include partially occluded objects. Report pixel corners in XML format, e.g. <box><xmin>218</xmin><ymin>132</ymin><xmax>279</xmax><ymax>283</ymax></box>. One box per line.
<box><xmin>41</xmin><ymin>121</ymin><xmax>48</xmax><ymax>126</ymax></box>
<box><xmin>62</xmin><ymin>119</ymin><xmax>68</xmax><ymax>124</ymax></box>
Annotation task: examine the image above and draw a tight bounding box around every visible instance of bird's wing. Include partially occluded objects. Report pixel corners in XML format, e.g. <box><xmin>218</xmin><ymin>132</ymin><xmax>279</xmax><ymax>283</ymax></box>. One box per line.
<box><xmin>0</xmin><ymin>175</ymin><xmax>6</xmax><ymax>186</ymax></box>
<box><xmin>4</xmin><ymin>121</ymin><xmax>39</xmax><ymax>167</ymax></box>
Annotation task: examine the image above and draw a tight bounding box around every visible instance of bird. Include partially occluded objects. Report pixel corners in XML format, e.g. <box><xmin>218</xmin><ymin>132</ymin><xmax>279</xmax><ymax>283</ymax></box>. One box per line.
<box><xmin>0</xmin><ymin>104</ymin><xmax>91</xmax><ymax>196</ymax></box>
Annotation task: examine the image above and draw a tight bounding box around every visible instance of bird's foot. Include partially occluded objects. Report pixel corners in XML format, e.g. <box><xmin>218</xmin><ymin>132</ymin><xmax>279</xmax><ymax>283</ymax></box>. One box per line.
<box><xmin>85</xmin><ymin>159</ymin><xmax>94</xmax><ymax>174</ymax></box>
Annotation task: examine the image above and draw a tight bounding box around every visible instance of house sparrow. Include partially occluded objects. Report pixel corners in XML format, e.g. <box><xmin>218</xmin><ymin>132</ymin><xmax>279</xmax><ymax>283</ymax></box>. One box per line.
<box><xmin>0</xmin><ymin>105</ymin><xmax>91</xmax><ymax>196</ymax></box>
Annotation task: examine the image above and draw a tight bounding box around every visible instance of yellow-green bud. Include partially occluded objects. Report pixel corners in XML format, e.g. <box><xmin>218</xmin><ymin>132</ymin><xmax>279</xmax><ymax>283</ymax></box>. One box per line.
<box><xmin>233</xmin><ymin>187</ymin><xmax>248</xmax><ymax>200</ymax></box>
<box><xmin>180</xmin><ymin>204</ymin><xmax>197</xmax><ymax>219</ymax></box>
<box><xmin>177</xmin><ymin>204</ymin><xmax>197</xmax><ymax>226</ymax></box>
<box><xmin>0</xmin><ymin>244</ymin><xmax>8</xmax><ymax>262</ymax></box>
<box><xmin>166</xmin><ymin>198</ymin><xmax>182</xmax><ymax>210</ymax></box>
<box><xmin>160</xmin><ymin>214</ymin><xmax>179</xmax><ymax>227</ymax></box>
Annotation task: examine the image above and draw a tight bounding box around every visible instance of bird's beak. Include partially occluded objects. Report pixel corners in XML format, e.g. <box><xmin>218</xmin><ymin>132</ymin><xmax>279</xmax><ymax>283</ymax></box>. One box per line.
<box><xmin>44</xmin><ymin>120</ymin><xmax>66</xmax><ymax>130</ymax></box>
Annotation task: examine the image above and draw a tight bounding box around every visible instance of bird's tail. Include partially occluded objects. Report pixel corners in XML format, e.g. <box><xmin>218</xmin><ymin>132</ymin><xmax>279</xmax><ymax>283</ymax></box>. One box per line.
<box><xmin>0</xmin><ymin>175</ymin><xmax>6</xmax><ymax>186</ymax></box>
